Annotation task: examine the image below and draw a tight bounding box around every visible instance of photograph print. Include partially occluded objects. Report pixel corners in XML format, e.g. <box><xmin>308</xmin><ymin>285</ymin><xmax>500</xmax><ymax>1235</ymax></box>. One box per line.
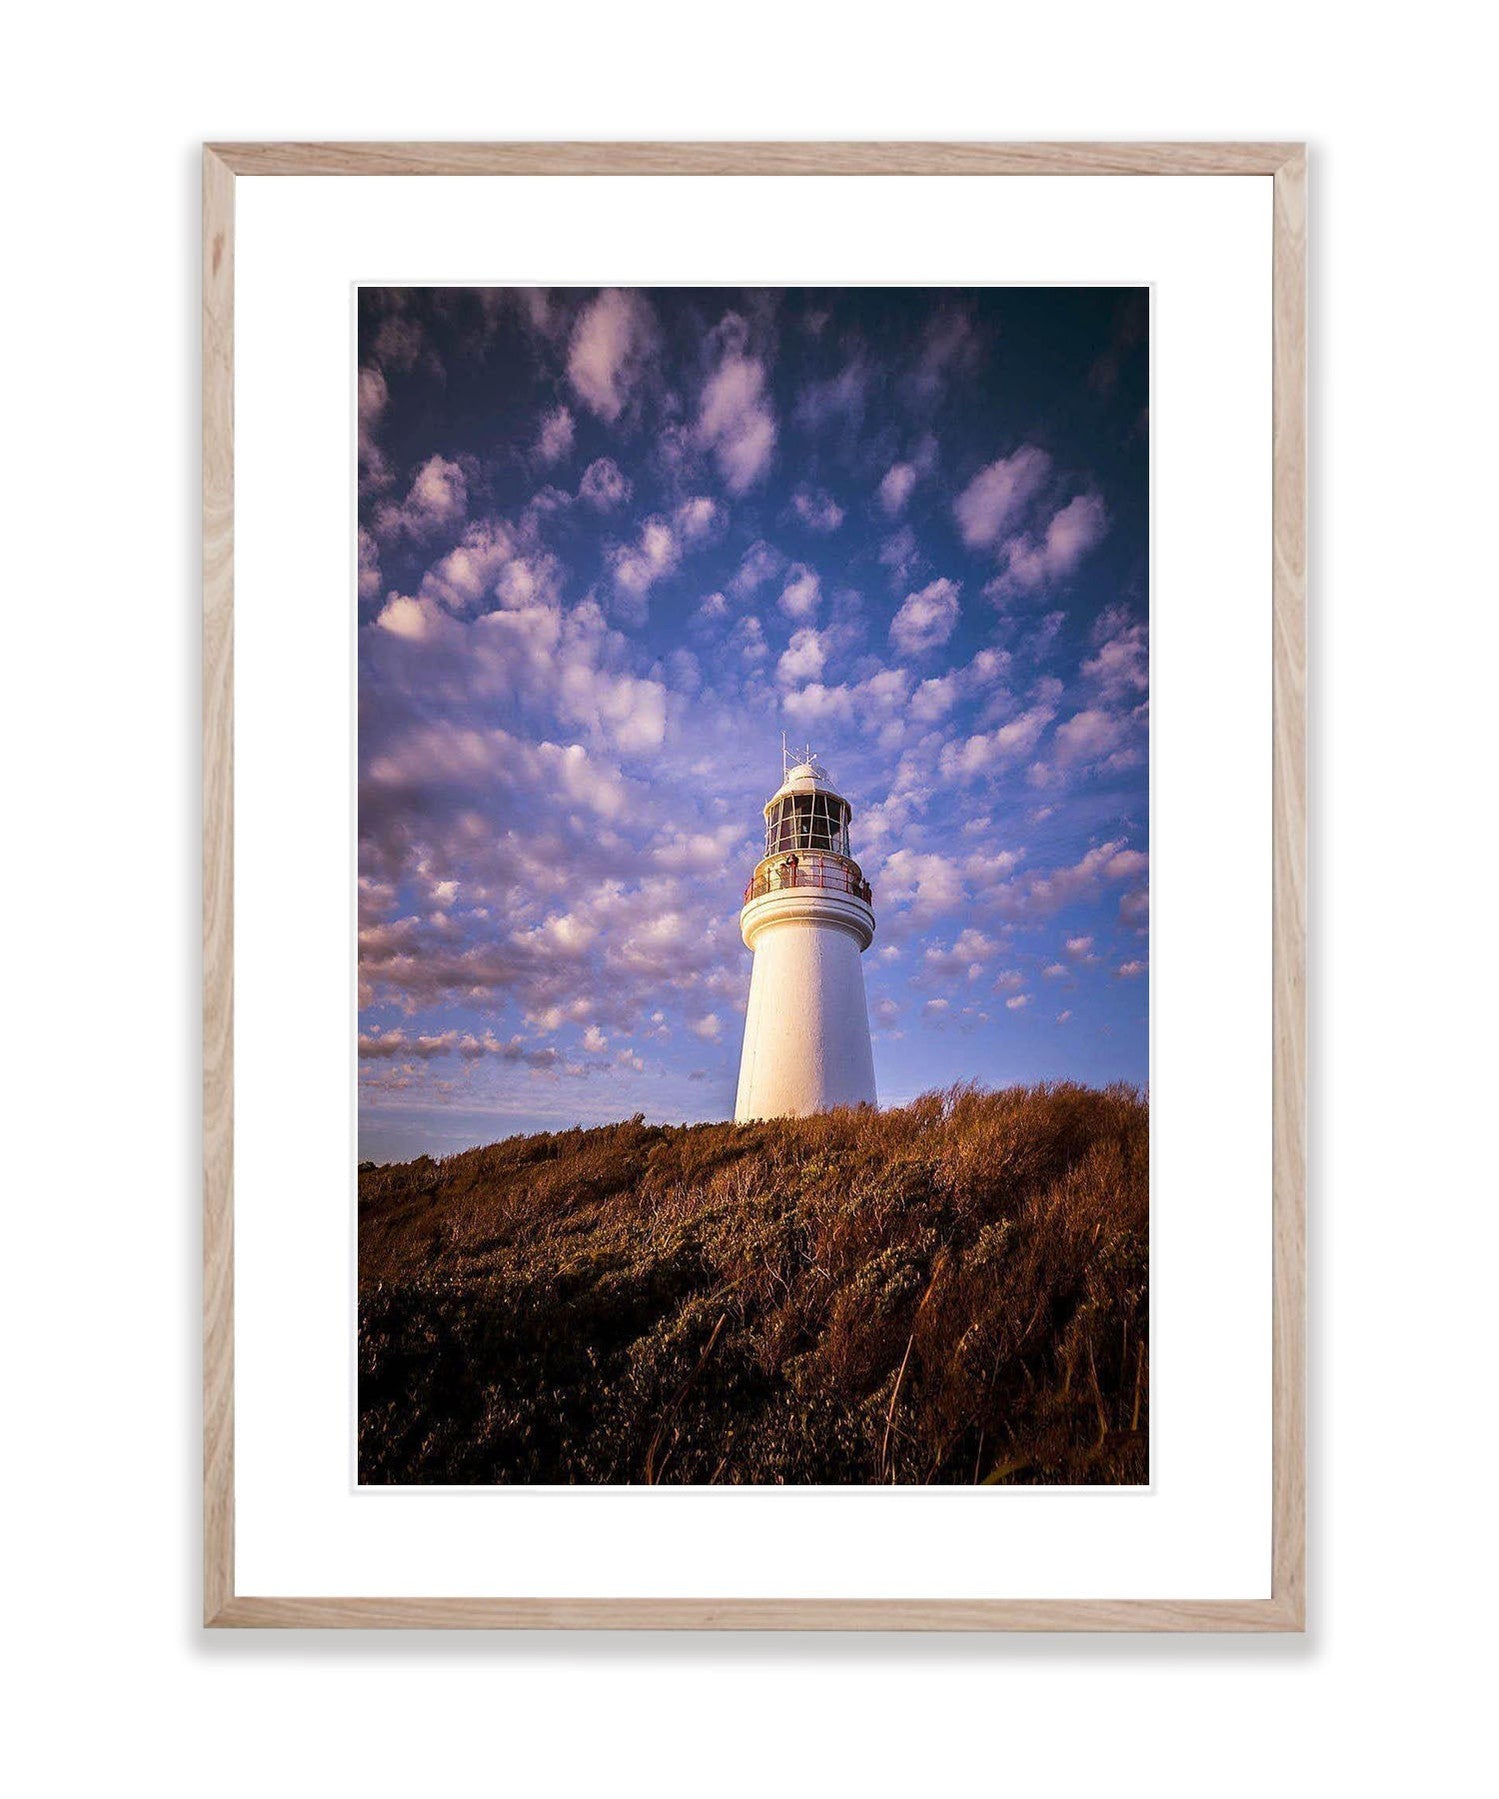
<box><xmin>358</xmin><ymin>285</ymin><xmax>1149</xmax><ymax>1486</ymax></box>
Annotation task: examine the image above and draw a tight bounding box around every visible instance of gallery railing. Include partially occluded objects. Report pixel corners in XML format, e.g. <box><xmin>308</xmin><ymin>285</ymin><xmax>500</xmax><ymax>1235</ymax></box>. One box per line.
<box><xmin>743</xmin><ymin>860</ymin><xmax>873</xmax><ymax>907</ymax></box>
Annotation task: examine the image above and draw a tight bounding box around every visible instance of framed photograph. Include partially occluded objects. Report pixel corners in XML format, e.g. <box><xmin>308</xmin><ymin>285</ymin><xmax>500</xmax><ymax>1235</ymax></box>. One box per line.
<box><xmin>204</xmin><ymin>141</ymin><xmax>1305</xmax><ymax>1628</ymax></box>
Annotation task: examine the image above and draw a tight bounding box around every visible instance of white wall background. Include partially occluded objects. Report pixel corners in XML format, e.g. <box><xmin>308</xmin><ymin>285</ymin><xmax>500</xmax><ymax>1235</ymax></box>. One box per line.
<box><xmin>4</xmin><ymin>5</ymin><xmax>1493</xmax><ymax>1793</ymax></box>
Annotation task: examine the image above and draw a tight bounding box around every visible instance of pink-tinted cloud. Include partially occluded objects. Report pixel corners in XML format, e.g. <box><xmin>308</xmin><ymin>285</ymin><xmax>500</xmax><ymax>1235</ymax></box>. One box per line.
<box><xmin>995</xmin><ymin>493</ymin><xmax>1109</xmax><ymax>594</ymax></box>
<box><xmin>698</xmin><ymin>335</ymin><xmax>777</xmax><ymax>492</ymax></box>
<box><xmin>953</xmin><ymin>446</ymin><xmax>1051</xmax><ymax>549</ymax></box>
<box><xmin>578</xmin><ymin>457</ymin><xmax>632</xmax><ymax>510</ymax></box>
<box><xmin>791</xmin><ymin>487</ymin><xmax>844</xmax><ymax>532</ymax></box>
<box><xmin>567</xmin><ymin>289</ymin><xmax>656</xmax><ymax>421</ymax></box>
<box><xmin>890</xmin><ymin>577</ymin><xmax>961</xmax><ymax>656</ymax></box>
<box><xmin>535</xmin><ymin>405</ymin><xmax>575</xmax><ymax>464</ymax></box>
<box><xmin>879</xmin><ymin>461</ymin><xmax>918</xmax><ymax>516</ymax></box>
<box><xmin>373</xmin><ymin>454</ymin><xmax>468</xmax><ymax>543</ymax></box>
<box><xmin>778</xmin><ymin>564</ymin><xmax>821</xmax><ymax>621</ymax></box>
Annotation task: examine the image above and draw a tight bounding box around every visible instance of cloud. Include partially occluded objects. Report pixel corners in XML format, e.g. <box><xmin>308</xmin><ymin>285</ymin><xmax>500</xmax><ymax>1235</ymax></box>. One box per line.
<box><xmin>1116</xmin><ymin>960</ymin><xmax>1148</xmax><ymax>978</ymax></box>
<box><xmin>1051</xmin><ymin>706</ymin><xmax>1131</xmax><ymax>769</ymax></box>
<box><xmin>359</xmin><ymin>1027</ymin><xmax>559</xmax><ymax>1068</ymax></box>
<box><xmin>698</xmin><ymin>334</ymin><xmax>777</xmax><ymax>492</ymax></box>
<box><xmin>780</xmin><ymin>666</ymin><xmax>912</xmax><ymax>734</ymax></box>
<box><xmin>731</xmin><ymin>540</ymin><xmax>784</xmax><ymax>597</ymax></box>
<box><xmin>608</xmin><ymin>518</ymin><xmax>679</xmax><ymax>621</ymax></box>
<box><xmin>367</xmin><ymin>301</ymin><xmax>437</xmax><ymax>376</ymax></box>
<box><xmin>358</xmin><ymin>799</ymin><xmax>740</xmax><ymax>1030</ymax></box>
<box><xmin>688</xmin><ymin>1013</ymin><xmax>722</xmax><ymax>1041</ymax></box>
<box><xmin>578</xmin><ymin>457</ymin><xmax>632</xmax><ymax>509</ymax></box>
<box><xmin>374</xmin><ymin>454</ymin><xmax>468</xmax><ymax>543</ymax></box>
<box><xmin>364</xmin><ymin>722</ymin><xmax>630</xmax><ymax>819</ymax></box>
<box><xmin>953</xmin><ymin>447</ymin><xmax>1051</xmax><ymax>549</ymax></box>
<box><xmin>879</xmin><ymin>849</ymin><xmax>965</xmax><ymax>919</ymax></box>
<box><xmin>375</xmin><ymin>594</ymin><xmax>434</xmax><ymax>641</ymax></box>
<box><xmin>502</xmin><ymin>289</ymin><xmax>562</xmax><ymax>341</ymax></box>
<box><xmin>690</xmin><ymin>591</ymin><xmax>729</xmax><ymax>633</ymax></box>
<box><xmin>779</xmin><ymin>681</ymin><xmax>852</xmax><ymax>725</ymax></box>
<box><xmin>1084</xmin><ymin>608</ymin><xmax>1148</xmax><ymax>699</ymax></box>
<box><xmin>729</xmin><ymin>615</ymin><xmax>769</xmax><ymax>664</ymax></box>
<box><xmin>653</xmin><ymin>822</ymin><xmax>748</xmax><ymax>874</ymax></box>
<box><xmin>567</xmin><ymin>289</ymin><xmax>656</xmax><ymax>421</ymax></box>
<box><xmin>938</xmin><ymin>704</ymin><xmax>1055</xmax><ymax>779</ymax></box>
<box><xmin>795</xmin><ymin>360</ymin><xmax>866</xmax><ymax>431</ymax></box>
<box><xmin>1009</xmin><ymin>841</ymin><xmax>1148</xmax><ymax>917</ymax></box>
<box><xmin>963</xmin><ymin>848</ymin><xmax>1022</xmax><ymax>890</ymax></box>
<box><xmin>906</xmin><ymin>307</ymin><xmax>979</xmax><ymax>409</ymax></box>
<box><xmin>512</xmin><ymin>910</ymin><xmax>603</xmax><ymax>964</ymax></box>
<box><xmin>879</xmin><ymin>527</ymin><xmax>921</xmax><ymax>587</ymax></box>
<box><xmin>778</xmin><ymin>565</ymin><xmax>821</xmax><ymax>621</ymax></box>
<box><xmin>536</xmin><ymin>405</ymin><xmax>575</xmax><ymax>464</ymax></box>
<box><xmin>358</xmin><ymin>365</ymin><xmax>392</xmax><ymax>492</ymax></box>
<box><xmin>890</xmin><ymin>578</ymin><xmax>961</xmax><ymax>656</ymax></box>
<box><xmin>558</xmin><ymin>666</ymin><xmax>667</xmax><ymax>756</ymax></box>
<box><xmin>665</xmin><ymin>647</ymin><xmax>701</xmax><ymax>694</ymax></box>
<box><xmin>995</xmin><ymin>493</ymin><xmax>1109</xmax><ymax>594</ymax></box>
<box><xmin>479</xmin><ymin>1036</ymin><xmax>563</xmax><ymax>1069</ymax></box>
<box><xmin>369</xmin><ymin>578</ymin><xmax>670</xmax><ymax>759</ymax></box>
<box><xmin>879</xmin><ymin>461</ymin><xmax>917</xmax><ymax>515</ymax></box>
<box><xmin>674</xmin><ymin>496</ymin><xmax>723</xmax><ymax>544</ymax></box>
<box><xmin>777</xmin><ymin>627</ymin><xmax>828</xmax><ymax>686</ymax></box>
<box><xmin>909</xmin><ymin>673</ymin><xmax>960</xmax><ymax>725</ymax></box>
<box><xmin>1120</xmin><ymin>886</ymin><xmax>1149</xmax><ymax>928</ymax></box>
<box><xmin>906</xmin><ymin>646</ymin><xmax>1010</xmax><ymax>729</ymax></box>
<box><xmin>1005</xmin><ymin>993</ymin><xmax>1032</xmax><ymax>1010</ymax></box>
<box><xmin>1028</xmin><ymin>682</ymin><xmax>1144</xmax><ymax>785</ymax></box>
<box><xmin>791</xmin><ymin>487</ymin><xmax>844</xmax><ymax>532</ymax></box>
<box><xmin>359</xmin><ymin>526</ymin><xmax>382</xmax><ymax>603</ymax></box>
<box><xmin>921</xmin><ymin>928</ymin><xmax>998</xmax><ymax>979</ymax></box>
<box><xmin>418</xmin><ymin>518</ymin><xmax>562</xmax><ymax>616</ymax></box>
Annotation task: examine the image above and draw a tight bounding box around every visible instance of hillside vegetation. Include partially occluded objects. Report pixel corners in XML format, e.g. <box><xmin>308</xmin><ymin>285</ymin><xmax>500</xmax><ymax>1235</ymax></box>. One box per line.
<box><xmin>359</xmin><ymin>1082</ymin><xmax>1148</xmax><ymax>1485</ymax></box>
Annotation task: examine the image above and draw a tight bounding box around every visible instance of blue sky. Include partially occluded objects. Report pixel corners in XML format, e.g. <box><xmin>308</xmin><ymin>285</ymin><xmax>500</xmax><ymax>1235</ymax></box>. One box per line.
<box><xmin>358</xmin><ymin>286</ymin><xmax>1149</xmax><ymax>1162</ymax></box>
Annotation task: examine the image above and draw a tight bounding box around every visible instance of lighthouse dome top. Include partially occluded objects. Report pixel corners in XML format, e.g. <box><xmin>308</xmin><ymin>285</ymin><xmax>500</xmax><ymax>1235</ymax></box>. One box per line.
<box><xmin>768</xmin><ymin>751</ymin><xmax>843</xmax><ymax>806</ymax></box>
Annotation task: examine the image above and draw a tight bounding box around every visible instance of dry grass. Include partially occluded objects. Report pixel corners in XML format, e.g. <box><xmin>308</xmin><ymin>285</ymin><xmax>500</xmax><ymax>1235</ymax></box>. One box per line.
<box><xmin>358</xmin><ymin>1082</ymin><xmax>1148</xmax><ymax>1485</ymax></box>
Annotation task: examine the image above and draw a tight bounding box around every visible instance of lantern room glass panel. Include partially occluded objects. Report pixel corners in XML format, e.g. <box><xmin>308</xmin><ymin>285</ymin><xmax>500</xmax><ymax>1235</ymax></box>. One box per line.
<box><xmin>764</xmin><ymin>792</ymin><xmax>851</xmax><ymax>858</ymax></box>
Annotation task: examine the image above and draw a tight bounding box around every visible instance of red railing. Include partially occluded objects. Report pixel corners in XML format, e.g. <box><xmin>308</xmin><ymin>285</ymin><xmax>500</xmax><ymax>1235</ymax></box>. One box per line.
<box><xmin>743</xmin><ymin>859</ymin><xmax>873</xmax><ymax>906</ymax></box>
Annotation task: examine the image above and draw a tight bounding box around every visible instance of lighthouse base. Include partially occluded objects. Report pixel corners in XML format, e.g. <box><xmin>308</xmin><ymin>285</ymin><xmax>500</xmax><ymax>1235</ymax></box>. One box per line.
<box><xmin>734</xmin><ymin>916</ymin><xmax>877</xmax><ymax>1122</ymax></box>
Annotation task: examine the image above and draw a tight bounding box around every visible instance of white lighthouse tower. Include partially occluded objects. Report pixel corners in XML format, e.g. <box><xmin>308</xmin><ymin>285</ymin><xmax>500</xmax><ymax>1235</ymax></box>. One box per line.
<box><xmin>734</xmin><ymin>749</ymin><xmax>878</xmax><ymax>1121</ymax></box>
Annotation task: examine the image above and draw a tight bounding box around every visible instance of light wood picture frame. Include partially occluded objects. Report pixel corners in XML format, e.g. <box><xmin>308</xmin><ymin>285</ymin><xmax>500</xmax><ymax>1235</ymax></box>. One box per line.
<box><xmin>203</xmin><ymin>140</ymin><xmax>1306</xmax><ymax>1631</ymax></box>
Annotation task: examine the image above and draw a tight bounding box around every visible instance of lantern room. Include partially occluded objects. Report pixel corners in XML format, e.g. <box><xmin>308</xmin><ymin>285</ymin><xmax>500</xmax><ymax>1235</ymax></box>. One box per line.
<box><xmin>763</xmin><ymin>756</ymin><xmax>853</xmax><ymax>858</ymax></box>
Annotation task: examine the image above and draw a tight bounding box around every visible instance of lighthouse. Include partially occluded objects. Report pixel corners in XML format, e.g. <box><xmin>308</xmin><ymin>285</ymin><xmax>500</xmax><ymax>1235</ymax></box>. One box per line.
<box><xmin>734</xmin><ymin>749</ymin><xmax>878</xmax><ymax>1121</ymax></box>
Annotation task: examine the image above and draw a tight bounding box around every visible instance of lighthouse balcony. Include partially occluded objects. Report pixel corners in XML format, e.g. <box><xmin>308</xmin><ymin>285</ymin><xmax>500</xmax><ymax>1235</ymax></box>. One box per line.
<box><xmin>739</xmin><ymin>853</ymin><xmax>875</xmax><ymax>954</ymax></box>
<box><xmin>742</xmin><ymin>855</ymin><xmax>873</xmax><ymax>907</ymax></box>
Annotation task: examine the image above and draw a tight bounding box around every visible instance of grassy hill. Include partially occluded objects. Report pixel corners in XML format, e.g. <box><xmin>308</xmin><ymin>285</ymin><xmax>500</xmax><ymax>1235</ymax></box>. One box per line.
<box><xmin>359</xmin><ymin>1082</ymin><xmax>1148</xmax><ymax>1486</ymax></box>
